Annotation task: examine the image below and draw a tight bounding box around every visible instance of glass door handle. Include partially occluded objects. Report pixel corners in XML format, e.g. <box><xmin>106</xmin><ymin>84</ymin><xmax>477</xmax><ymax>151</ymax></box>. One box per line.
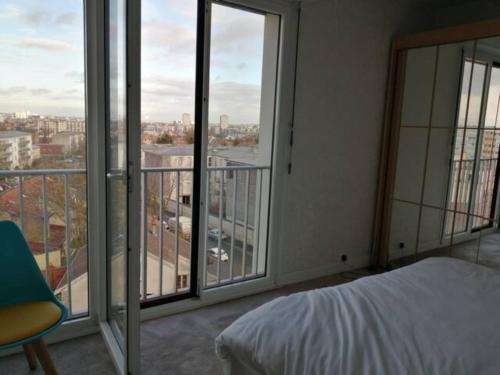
<box><xmin>106</xmin><ymin>170</ymin><xmax>127</xmax><ymax>179</ymax></box>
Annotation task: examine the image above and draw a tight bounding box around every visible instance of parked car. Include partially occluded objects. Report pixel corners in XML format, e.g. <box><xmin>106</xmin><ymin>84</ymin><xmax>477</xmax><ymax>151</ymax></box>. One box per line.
<box><xmin>168</xmin><ymin>216</ymin><xmax>192</xmax><ymax>239</ymax></box>
<box><xmin>208</xmin><ymin>228</ymin><xmax>228</xmax><ymax>241</ymax></box>
<box><xmin>207</xmin><ymin>247</ymin><xmax>229</xmax><ymax>262</ymax></box>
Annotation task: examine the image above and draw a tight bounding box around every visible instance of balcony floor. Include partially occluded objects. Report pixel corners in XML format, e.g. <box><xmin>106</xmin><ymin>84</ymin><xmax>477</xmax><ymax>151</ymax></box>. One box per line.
<box><xmin>0</xmin><ymin>270</ymin><xmax>368</xmax><ymax>375</ymax></box>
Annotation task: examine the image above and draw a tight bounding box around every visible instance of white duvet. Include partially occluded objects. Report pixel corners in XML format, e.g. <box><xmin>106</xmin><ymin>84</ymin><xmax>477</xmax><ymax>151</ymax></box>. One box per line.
<box><xmin>215</xmin><ymin>257</ymin><xmax>500</xmax><ymax>375</ymax></box>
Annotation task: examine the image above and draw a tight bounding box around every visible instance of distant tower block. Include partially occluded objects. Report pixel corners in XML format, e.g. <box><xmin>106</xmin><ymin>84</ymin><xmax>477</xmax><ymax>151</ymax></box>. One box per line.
<box><xmin>182</xmin><ymin>113</ymin><xmax>191</xmax><ymax>126</ymax></box>
<box><xmin>220</xmin><ymin>114</ymin><xmax>229</xmax><ymax>130</ymax></box>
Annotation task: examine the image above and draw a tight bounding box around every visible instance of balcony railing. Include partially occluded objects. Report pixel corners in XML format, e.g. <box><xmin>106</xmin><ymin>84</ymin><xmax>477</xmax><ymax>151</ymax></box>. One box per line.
<box><xmin>0</xmin><ymin>169</ymin><xmax>87</xmax><ymax>319</ymax></box>
<box><xmin>0</xmin><ymin>165</ymin><xmax>270</xmax><ymax>310</ymax></box>
<box><xmin>0</xmin><ymin>142</ymin><xmax>12</xmax><ymax>151</ymax></box>
<box><xmin>140</xmin><ymin>165</ymin><xmax>270</xmax><ymax>302</ymax></box>
<box><xmin>446</xmin><ymin>159</ymin><xmax>498</xmax><ymax>234</ymax></box>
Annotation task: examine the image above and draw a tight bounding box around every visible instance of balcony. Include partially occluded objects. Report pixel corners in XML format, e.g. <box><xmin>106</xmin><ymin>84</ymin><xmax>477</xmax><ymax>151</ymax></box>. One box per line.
<box><xmin>0</xmin><ymin>165</ymin><xmax>270</xmax><ymax>314</ymax></box>
<box><xmin>0</xmin><ymin>169</ymin><xmax>87</xmax><ymax>319</ymax></box>
<box><xmin>446</xmin><ymin>159</ymin><xmax>498</xmax><ymax>234</ymax></box>
<box><xmin>0</xmin><ymin>142</ymin><xmax>12</xmax><ymax>152</ymax></box>
<box><xmin>139</xmin><ymin>165</ymin><xmax>270</xmax><ymax>302</ymax></box>
<box><xmin>19</xmin><ymin>139</ymin><xmax>30</xmax><ymax>147</ymax></box>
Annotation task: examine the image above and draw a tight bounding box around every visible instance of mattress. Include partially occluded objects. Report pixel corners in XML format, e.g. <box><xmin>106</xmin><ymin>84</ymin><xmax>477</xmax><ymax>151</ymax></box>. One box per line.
<box><xmin>215</xmin><ymin>257</ymin><xmax>500</xmax><ymax>375</ymax></box>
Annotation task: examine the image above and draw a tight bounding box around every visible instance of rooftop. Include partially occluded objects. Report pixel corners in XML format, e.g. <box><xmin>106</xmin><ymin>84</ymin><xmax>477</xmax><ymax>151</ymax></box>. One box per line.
<box><xmin>0</xmin><ymin>130</ymin><xmax>31</xmax><ymax>139</ymax></box>
<box><xmin>141</xmin><ymin>144</ymin><xmax>259</xmax><ymax>165</ymax></box>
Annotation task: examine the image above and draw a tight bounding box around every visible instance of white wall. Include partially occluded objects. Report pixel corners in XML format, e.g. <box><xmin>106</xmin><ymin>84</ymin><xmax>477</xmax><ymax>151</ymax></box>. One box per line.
<box><xmin>277</xmin><ymin>0</ymin><xmax>428</xmax><ymax>282</ymax></box>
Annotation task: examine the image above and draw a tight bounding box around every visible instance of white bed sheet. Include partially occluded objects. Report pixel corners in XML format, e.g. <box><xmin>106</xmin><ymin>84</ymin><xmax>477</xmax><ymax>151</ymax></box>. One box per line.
<box><xmin>215</xmin><ymin>257</ymin><xmax>500</xmax><ymax>375</ymax></box>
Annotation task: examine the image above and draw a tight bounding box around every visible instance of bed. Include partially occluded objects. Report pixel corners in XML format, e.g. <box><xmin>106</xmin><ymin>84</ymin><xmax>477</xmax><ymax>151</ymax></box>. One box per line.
<box><xmin>215</xmin><ymin>257</ymin><xmax>500</xmax><ymax>375</ymax></box>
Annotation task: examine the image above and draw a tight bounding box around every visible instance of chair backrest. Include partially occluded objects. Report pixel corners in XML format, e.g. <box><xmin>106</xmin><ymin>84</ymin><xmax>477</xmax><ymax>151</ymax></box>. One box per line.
<box><xmin>0</xmin><ymin>221</ymin><xmax>56</xmax><ymax>308</ymax></box>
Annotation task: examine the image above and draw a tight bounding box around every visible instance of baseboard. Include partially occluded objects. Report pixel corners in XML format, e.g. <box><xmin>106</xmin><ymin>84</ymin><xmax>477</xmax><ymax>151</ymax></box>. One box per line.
<box><xmin>141</xmin><ymin>277</ymin><xmax>277</xmax><ymax>322</ymax></box>
<box><xmin>276</xmin><ymin>254</ymin><xmax>371</xmax><ymax>286</ymax></box>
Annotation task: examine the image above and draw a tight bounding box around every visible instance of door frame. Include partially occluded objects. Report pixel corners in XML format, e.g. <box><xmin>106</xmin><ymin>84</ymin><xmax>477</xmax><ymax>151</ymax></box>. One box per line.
<box><xmin>98</xmin><ymin>0</ymin><xmax>141</xmax><ymax>373</ymax></box>
<box><xmin>138</xmin><ymin>0</ymin><xmax>208</xmax><ymax>309</ymax></box>
<box><xmin>139</xmin><ymin>0</ymin><xmax>299</xmax><ymax>320</ymax></box>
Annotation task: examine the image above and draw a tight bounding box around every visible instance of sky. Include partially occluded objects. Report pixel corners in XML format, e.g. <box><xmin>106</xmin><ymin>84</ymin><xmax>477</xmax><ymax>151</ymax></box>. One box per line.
<box><xmin>141</xmin><ymin>0</ymin><xmax>264</xmax><ymax>123</ymax></box>
<box><xmin>0</xmin><ymin>0</ymin><xmax>265</xmax><ymax>123</ymax></box>
<box><xmin>0</xmin><ymin>0</ymin><xmax>86</xmax><ymax>117</ymax></box>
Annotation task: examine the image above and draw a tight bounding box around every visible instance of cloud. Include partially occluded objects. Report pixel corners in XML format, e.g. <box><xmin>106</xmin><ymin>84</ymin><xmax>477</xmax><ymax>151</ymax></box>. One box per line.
<box><xmin>55</xmin><ymin>12</ymin><xmax>78</xmax><ymax>26</ymax></box>
<box><xmin>209</xmin><ymin>81</ymin><xmax>261</xmax><ymax>123</ymax></box>
<box><xmin>0</xmin><ymin>6</ymin><xmax>79</xmax><ymax>28</ymax></box>
<box><xmin>18</xmin><ymin>38</ymin><xmax>73</xmax><ymax>51</ymax></box>
<box><xmin>0</xmin><ymin>6</ymin><xmax>50</xmax><ymax>25</ymax></box>
<box><xmin>141</xmin><ymin>76</ymin><xmax>260</xmax><ymax>123</ymax></box>
<box><xmin>30</xmin><ymin>88</ymin><xmax>52</xmax><ymax>96</ymax></box>
<box><xmin>142</xmin><ymin>20</ymin><xmax>196</xmax><ymax>52</ymax></box>
<box><xmin>0</xmin><ymin>86</ymin><xmax>28</xmax><ymax>96</ymax></box>
<box><xmin>210</xmin><ymin>6</ymin><xmax>265</xmax><ymax>56</ymax></box>
<box><xmin>65</xmin><ymin>71</ymin><xmax>85</xmax><ymax>83</ymax></box>
<box><xmin>168</xmin><ymin>0</ymin><xmax>197</xmax><ymax>18</ymax></box>
<box><xmin>23</xmin><ymin>9</ymin><xmax>50</xmax><ymax>26</ymax></box>
<box><xmin>0</xmin><ymin>5</ymin><xmax>22</xmax><ymax>19</ymax></box>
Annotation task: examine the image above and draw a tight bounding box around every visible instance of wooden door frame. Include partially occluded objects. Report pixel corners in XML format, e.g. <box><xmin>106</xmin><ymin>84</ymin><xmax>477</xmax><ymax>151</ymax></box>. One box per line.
<box><xmin>371</xmin><ymin>18</ymin><xmax>500</xmax><ymax>268</ymax></box>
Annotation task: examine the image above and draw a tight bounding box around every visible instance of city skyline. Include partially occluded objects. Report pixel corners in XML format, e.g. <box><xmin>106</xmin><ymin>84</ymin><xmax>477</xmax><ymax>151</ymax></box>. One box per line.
<box><xmin>0</xmin><ymin>0</ymin><xmax>265</xmax><ymax>123</ymax></box>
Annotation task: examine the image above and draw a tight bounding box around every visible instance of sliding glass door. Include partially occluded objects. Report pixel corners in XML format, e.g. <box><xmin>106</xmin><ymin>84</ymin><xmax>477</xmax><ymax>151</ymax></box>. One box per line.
<box><xmin>472</xmin><ymin>64</ymin><xmax>500</xmax><ymax>229</ymax></box>
<box><xmin>139</xmin><ymin>0</ymin><xmax>201</xmax><ymax>307</ymax></box>
<box><xmin>101</xmin><ymin>0</ymin><xmax>140</xmax><ymax>373</ymax></box>
<box><xmin>202</xmin><ymin>3</ymin><xmax>279</xmax><ymax>288</ymax></box>
<box><xmin>137</xmin><ymin>0</ymin><xmax>282</xmax><ymax>303</ymax></box>
<box><xmin>445</xmin><ymin>39</ymin><xmax>500</xmax><ymax>237</ymax></box>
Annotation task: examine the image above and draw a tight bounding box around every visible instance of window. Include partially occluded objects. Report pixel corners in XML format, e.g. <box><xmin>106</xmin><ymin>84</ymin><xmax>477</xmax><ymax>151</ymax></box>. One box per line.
<box><xmin>204</xmin><ymin>4</ymin><xmax>280</xmax><ymax>287</ymax></box>
<box><xmin>140</xmin><ymin>0</ymin><xmax>198</xmax><ymax>302</ymax></box>
<box><xmin>0</xmin><ymin>1</ymin><xmax>88</xmax><ymax>318</ymax></box>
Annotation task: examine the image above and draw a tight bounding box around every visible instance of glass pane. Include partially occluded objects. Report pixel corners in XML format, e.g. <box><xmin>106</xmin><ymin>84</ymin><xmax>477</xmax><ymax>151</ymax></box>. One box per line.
<box><xmin>472</xmin><ymin>159</ymin><xmax>497</xmax><ymax>228</ymax></box>
<box><xmin>0</xmin><ymin>1</ymin><xmax>88</xmax><ymax>318</ymax></box>
<box><xmin>140</xmin><ymin>0</ymin><xmax>197</xmax><ymax>300</ymax></box>
<box><xmin>388</xmin><ymin>200</ymin><xmax>419</xmax><ymax>262</ymax></box>
<box><xmin>393</xmin><ymin>127</ymin><xmax>427</xmax><ymax>203</ymax></box>
<box><xmin>458</xmin><ymin>60</ymin><xmax>486</xmax><ymax>128</ymax></box>
<box><xmin>485</xmin><ymin>65</ymin><xmax>500</xmax><ymax>128</ymax></box>
<box><xmin>418</xmin><ymin>206</ymin><xmax>449</xmax><ymax>254</ymax></box>
<box><xmin>107</xmin><ymin>0</ymin><xmax>127</xmax><ymax>350</ymax></box>
<box><xmin>400</xmin><ymin>46</ymin><xmax>437</xmax><ymax>127</ymax></box>
<box><xmin>422</xmin><ymin>128</ymin><xmax>452</xmax><ymax>207</ymax></box>
<box><xmin>445</xmin><ymin>156</ymin><xmax>473</xmax><ymax>235</ymax></box>
<box><xmin>432</xmin><ymin>43</ymin><xmax>472</xmax><ymax>128</ymax></box>
<box><xmin>205</xmin><ymin>4</ymin><xmax>278</xmax><ymax>287</ymax></box>
<box><xmin>450</xmin><ymin>219</ymin><xmax>481</xmax><ymax>263</ymax></box>
<box><xmin>477</xmin><ymin>226</ymin><xmax>500</xmax><ymax>270</ymax></box>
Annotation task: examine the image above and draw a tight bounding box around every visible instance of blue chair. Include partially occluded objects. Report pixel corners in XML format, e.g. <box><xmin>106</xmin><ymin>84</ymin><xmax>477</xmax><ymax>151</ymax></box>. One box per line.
<box><xmin>0</xmin><ymin>220</ymin><xmax>68</xmax><ymax>374</ymax></box>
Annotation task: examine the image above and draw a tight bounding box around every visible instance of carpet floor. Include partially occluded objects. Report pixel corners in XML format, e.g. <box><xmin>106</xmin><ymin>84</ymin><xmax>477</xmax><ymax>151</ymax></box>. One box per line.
<box><xmin>0</xmin><ymin>271</ymin><xmax>367</xmax><ymax>375</ymax></box>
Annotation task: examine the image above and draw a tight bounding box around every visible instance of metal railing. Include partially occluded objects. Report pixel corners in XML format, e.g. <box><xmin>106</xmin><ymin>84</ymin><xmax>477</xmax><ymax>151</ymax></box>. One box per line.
<box><xmin>0</xmin><ymin>168</ymin><xmax>87</xmax><ymax>318</ymax></box>
<box><xmin>0</xmin><ymin>165</ymin><xmax>271</xmax><ymax>309</ymax></box>
<box><xmin>140</xmin><ymin>165</ymin><xmax>270</xmax><ymax>302</ymax></box>
<box><xmin>446</xmin><ymin>159</ymin><xmax>499</xmax><ymax>234</ymax></box>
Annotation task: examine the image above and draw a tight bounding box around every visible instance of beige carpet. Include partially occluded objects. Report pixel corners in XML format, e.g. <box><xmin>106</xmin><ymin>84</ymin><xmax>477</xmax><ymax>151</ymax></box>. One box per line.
<box><xmin>0</xmin><ymin>271</ymin><xmax>370</xmax><ymax>375</ymax></box>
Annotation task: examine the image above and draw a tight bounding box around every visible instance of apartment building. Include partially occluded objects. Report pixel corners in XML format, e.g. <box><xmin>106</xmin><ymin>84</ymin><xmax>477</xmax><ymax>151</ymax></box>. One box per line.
<box><xmin>0</xmin><ymin>131</ymin><xmax>33</xmax><ymax>169</ymax></box>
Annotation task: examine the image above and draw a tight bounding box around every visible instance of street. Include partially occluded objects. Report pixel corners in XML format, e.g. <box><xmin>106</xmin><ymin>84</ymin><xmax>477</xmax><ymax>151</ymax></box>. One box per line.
<box><xmin>146</xmin><ymin>216</ymin><xmax>256</xmax><ymax>284</ymax></box>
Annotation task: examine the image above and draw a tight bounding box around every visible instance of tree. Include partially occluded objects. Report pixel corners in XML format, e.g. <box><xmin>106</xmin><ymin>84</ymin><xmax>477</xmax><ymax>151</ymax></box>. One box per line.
<box><xmin>156</xmin><ymin>132</ymin><xmax>173</xmax><ymax>144</ymax></box>
<box><xmin>184</xmin><ymin>129</ymin><xmax>194</xmax><ymax>144</ymax></box>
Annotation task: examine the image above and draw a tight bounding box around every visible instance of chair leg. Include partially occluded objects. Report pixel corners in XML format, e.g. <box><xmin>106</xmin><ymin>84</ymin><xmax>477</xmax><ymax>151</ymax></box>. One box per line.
<box><xmin>22</xmin><ymin>344</ymin><xmax>38</xmax><ymax>370</ymax></box>
<box><xmin>32</xmin><ymin>338</ymin><xmax>58</xmax><ymax>375</ymax></box>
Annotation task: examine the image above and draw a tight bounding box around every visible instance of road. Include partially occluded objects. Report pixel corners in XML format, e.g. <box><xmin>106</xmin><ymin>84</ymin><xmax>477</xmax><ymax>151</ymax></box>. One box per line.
<box><xmin>146</xmin><ymin>217</ymin><xmax>256</xmax><ymax>284</ymax></box>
